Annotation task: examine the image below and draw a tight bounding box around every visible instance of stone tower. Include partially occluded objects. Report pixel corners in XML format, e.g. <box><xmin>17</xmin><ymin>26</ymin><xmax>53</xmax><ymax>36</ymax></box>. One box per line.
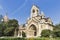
<box><xmin>31</xmin><ymin>5</ymin><xmax>40</xmax><ymax>18</ymax></box>
<box><xmin>3</xmin><ymin>13</ymin><xmax>8</xmax><ymax>23</ymax></box>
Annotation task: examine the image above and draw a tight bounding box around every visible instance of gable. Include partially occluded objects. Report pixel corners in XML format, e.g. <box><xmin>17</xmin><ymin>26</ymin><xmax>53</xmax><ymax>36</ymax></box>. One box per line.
<box><xmin>26</xmin><ymin>18</ymin><xmax>38</xmax><ymax>25</ymax></box>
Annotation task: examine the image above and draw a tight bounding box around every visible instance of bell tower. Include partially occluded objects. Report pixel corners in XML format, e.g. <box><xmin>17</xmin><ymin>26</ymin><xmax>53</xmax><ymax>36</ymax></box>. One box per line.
<box><xmin>30</xmin><ymin>5</ymin><xmax>40</xmax><ymax>18</ymax></box>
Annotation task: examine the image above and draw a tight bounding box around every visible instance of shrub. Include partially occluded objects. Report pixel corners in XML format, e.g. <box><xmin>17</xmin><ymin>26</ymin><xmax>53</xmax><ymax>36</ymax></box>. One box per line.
<box><xmin>41</xmin><ymin>29</ymin><xmax>52</xmax><ymax>37</ymax></box>
<box><xmin>53</xmin><ymin>31</ymin><xmax>60</xmax><ymax>37</ymax></box>
<box><xmin>0</xmin><ymin>37</ymin><xmax>26</xmax><ymax>40</ymax></box>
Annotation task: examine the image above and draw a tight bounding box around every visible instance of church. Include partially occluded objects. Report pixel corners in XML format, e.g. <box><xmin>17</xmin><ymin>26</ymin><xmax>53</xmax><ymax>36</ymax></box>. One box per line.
<box><xmin>17</xmin><ymin>5</ymin><xmax>53</xmax><ymax>37</ymax></box>
<box><xmin>3</xmin><ymin>5</ymin><xmax>53</xmax><ymax>37</ymax></box>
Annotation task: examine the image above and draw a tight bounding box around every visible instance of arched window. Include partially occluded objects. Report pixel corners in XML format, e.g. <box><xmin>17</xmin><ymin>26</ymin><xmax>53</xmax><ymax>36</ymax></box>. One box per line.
<box><xmin>32</xmin><ymin>9</ymin><xmax>35</xmax><ymax>13</ymax></box>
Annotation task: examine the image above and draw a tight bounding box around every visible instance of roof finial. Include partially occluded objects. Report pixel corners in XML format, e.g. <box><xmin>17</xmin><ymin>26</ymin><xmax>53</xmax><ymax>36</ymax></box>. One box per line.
<box><xmin>41</xmin><ymin>11</ymin><xmax>45</xmax><ymax>18</ymax></box>
<box><xmin>41</xmin><ymin>11</ymin><xmax>45</xmax><ymax>16</ymax></box>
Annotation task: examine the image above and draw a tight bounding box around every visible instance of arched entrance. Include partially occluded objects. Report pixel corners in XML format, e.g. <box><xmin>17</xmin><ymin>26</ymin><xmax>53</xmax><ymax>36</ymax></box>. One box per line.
<box><xmin>22</xmin><ymin>31</ymin><xmax>26</xmax><ymax>37</ymax></box>
<box><xmin>29</xmin><ymin>24</ymin><xmax>37</xmax><ymax>36</ymax></box>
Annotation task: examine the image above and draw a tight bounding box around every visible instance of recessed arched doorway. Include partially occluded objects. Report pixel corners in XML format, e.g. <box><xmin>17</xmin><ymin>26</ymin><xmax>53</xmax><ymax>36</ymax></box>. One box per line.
<box><xmin>22</xmin><ymin>31</ymin><xmax>26</xmax><ymax>37</ymax></box>
<box><xmin>29</xmin><ymin>24</ymin><xmax>37</xmax><ymax>36</ymax></box>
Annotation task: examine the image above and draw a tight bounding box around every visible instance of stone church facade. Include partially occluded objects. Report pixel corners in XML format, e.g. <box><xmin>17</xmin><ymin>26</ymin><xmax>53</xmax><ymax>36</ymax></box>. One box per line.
<box><xmin>3</xmin><ymin>5</ymin><xmax>53</xmax><ymax>38</ymax></box>
<box><xmin>17</xmin><ymin>5</ymin><xmax>53</xmax><ymax>37</ymax></box>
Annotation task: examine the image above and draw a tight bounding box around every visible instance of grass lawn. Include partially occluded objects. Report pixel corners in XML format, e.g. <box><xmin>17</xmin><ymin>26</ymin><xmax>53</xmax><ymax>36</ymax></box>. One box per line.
<box><xmin>0</xmin><ymin>37</ymin><xmax>60</xmax><ymax>40</ymax></box>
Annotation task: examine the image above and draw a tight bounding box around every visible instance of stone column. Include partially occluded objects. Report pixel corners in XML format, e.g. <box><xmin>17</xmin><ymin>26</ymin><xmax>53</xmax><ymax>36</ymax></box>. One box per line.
<box><xmin>17</xmin><ymin>30</ymin><xmax>20</xmax><ymax>37</ymax></box>
<box><xmin>20</xmin><ymin>31</ymin><xmax>22</xmax><ymax>37</ymax></box>
<box><xmin>17</xmin><ymin>30</ymin><xmax>22</xmax><ymax>37</ymax></box>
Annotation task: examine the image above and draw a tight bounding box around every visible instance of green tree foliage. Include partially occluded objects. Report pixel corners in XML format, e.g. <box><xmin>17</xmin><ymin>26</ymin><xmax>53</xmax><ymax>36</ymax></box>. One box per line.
<box><xmin>53</xmin><ymin>31</ymin><xmax>60</xmax><ymax>37</ymax></box>
<box><xmin>0</xmin><ymin>14</ymin><xmax>5</xmax><ymax>36</ymax></box>
<box><xmin>0</xmin><ymin>23</ymin><xmax>3</xmax><ymax>36</ymax></box>
<box><xmin>54</xmin><ymin>24</ymin><xmax>60</xmax><ymax>31</ymax></box>
<box><xmin>0</xmin><ymin>19</ymin><xmax>19</xmax><ymax>36</ymax></box>
<box><xmin>41</xmin><ymin>29</ymin><xmax>52</xmax><ymax>37</ymax></box>
<box><xmin>4</xmin><ymin>19</ymin><xmax>19</xmax><ymax>36</ymax></box>
<box><xmin>53</xmin><ymin>23</ymin><xmax>60</xmax><ymax>37</ymax></box>
<box><xmin>0</xmin><ymin>15</ymin><xmax>3</xmax><ymax>23</ymax></box>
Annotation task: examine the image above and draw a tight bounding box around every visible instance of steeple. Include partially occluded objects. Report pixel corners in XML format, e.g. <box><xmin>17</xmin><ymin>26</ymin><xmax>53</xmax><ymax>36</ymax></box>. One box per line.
<box><xmin>30</xmin><ymin>5</ymin><xmax>40</xmax><ymax>18</ymax></box>
<box><xmin>3</xmin><ymin>12</ymin><xmax>8</xmax><ymax>23</ymax></box>
<box><xmin>41</xmin><ymin>11</ymin><xmax>45</xmax><ymax>18</ymax></box>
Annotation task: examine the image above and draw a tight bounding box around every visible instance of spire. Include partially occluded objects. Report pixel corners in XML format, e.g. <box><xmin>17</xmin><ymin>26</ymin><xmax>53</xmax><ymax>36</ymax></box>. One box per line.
<box><xmin>3</xmin><ymin>12</ymin><xmax>8</xmax><ymax>23</ymax></box>
<box><xmin>41</xmin><ymin>11</ymin><xmax>45</xmax><ymax>18</ymax></box>
<box><xmin>41</xmin><ymin>11</ymin><xmax>45</xmax><ymax>16</ymax></box>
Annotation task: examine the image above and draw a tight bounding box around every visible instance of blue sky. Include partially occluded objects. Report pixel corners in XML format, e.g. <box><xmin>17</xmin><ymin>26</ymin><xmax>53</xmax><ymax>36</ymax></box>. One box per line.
<box><xmin>0</xmin><ymin>0</ymin><xmax>60</xmax><ymax>25</ymax></box>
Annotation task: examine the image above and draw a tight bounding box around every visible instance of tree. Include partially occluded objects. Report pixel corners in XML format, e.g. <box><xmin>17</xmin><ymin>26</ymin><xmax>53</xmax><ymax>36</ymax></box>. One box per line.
<box><xmin>0</xmin><ymin>15</ymin><xmax>4</xmax><ymax>36</ymax></box>
<box><xmin>3</xmin><ymin>19</ymin><xmax>19</xmax><ymax>36</ymax></box>
<box><xmin>0</xmin><ymin>23</ymin><xmax>3</xmax><ymax>36</ymax></box>
<box><xmin>41</xmin><ymin>29</ymin><xmax>52</xmax><ymax>37</ymax></box>
<box><xmin>53</xmin><ymin>31</ymin><xmax>60</xmax><ymax>37</ymax></box>
<box><xmin>53</xmin><ymin>23</ymin><xmax>60</xmax><ymax>37</ymax></box>
<box><xmin>0</xmin><ymin>15</ymin><xmax>3</xmax><ymax>23</ymax></box>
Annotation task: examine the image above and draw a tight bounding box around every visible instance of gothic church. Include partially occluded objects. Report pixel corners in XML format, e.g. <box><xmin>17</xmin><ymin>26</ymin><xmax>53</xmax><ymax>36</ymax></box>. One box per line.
<box><xmin>17</xmin><ymin>5</ymin><xmax>53</xmax><ymax>37</ymax></box>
